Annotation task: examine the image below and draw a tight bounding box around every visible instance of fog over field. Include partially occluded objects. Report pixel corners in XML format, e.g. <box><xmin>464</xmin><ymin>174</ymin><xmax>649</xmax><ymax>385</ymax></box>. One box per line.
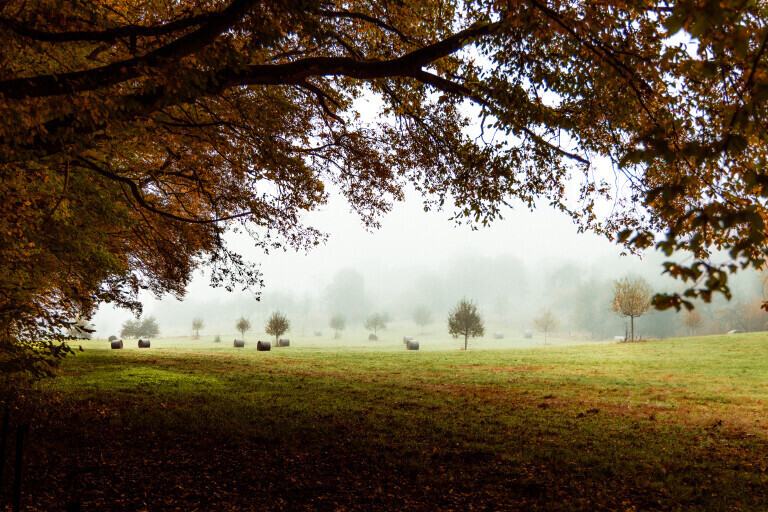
<box><xmin>92</xmin><ymin>185</ymin><xmax>765</xmax><ymax>341</ymax></box>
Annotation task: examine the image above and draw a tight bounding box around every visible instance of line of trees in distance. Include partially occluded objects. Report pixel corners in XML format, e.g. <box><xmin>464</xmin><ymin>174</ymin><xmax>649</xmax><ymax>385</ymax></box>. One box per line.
<box><xmin>122</xmin><ymin>256</ymin><xmax>768</xmax><ymax>341</ymax></box>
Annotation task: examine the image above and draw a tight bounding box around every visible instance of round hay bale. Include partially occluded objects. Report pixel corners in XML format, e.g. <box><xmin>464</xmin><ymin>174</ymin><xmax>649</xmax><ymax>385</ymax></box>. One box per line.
<box><xmin>727</xmin><ymin>329</ymin><xmax>742</xmax><ymax>335</ymax></box>
<box><xmin>314</xmin><ymin>330</ymin><xmax>322</xmax><ymax>336</ymax></box>
<box><xmin>403</xmin><ymin>336</ymin><xmax>414</xmax><ymax>345</ymax></box>
<box><xmin>137</xmin><ymin>339</ymin><xmax>151</xmax><ymax>348</ymax></box>
<box><xmin>108</xmin><ymin>335</ymin><xmax>118</xmax><ymax>342</ymax></box>
<box><xmin>110</xmin><ymin>340</ymin><xmax>123</xmax><ymax>349</ymax></box>
<box><xmin>257</xmin><ymin>340</ymin><xmax>271</xmax><ymax>351</ymax></box>
<box><xmin>493</xmin><ymin>332</ymin><xmax>504</xmax><ymax>339</ymax></box>
<box><xmin>406</xmin><ymin>340</ymin><xmax>419</xmax><ymax>350</ymax></box>
<box><xmin>368</xmin><ymin>333</ymin><xmax>378</xmax><ymax>341</ymax></box>
<box><xmin>524</xmin><ymin>330</ymin><xmax>533</xmax><ymax>339</ymax></box>
<box><xmin>278</xmin><ymin>338</ymin><xmax>290</xmax><ymax>347</ymax></box>
<box><xmin>233</xmin><ymin>339</ymin><xmax>245</xmax><ymax>348</ymax></box>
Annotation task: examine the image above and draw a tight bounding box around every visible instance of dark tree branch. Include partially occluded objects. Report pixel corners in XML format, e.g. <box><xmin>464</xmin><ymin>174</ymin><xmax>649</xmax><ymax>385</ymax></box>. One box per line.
<box><xmin>234</xmin><ymin>22</ymin><xmax>500</xmax><ymax>85</ymax></box>
<box><xmin>0</xmin><ymin>12</ymin><xmax>210</xmax><ymax>42</ymax></box>
<box><xmin>317</xmin><ymin>10</ymin><xmax>416</xmax><ymax>44</ymax></box>
<box><xmin>297</xmin><ymin>80</ymin><xmax>344</xmax><ymax>123</ymax></box>
<box><xmin>0</xmin><ymin>0</ymin><xmax>263</xmax><ymax>99</ymax></box>
<box><xmin>1</xmin><ymin>18</ymin><xmax>497</xmax><ymax>100</ymax></box>
<box><xmin>6</xmin><ymin>21</ymin><xmax>501</xmax><ymax>160</ymax></box>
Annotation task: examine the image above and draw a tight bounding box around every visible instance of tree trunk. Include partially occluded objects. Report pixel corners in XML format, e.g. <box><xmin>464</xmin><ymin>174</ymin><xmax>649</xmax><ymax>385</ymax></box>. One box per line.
<box><xmin>630</xmin><ymin>316</ymin><xmax>635</xmax><ymax>342</ymax></box>
<box><xmin>464</xmin><ymin>333</ymin><xmax>468</xmax><ymax>350</ymax></box>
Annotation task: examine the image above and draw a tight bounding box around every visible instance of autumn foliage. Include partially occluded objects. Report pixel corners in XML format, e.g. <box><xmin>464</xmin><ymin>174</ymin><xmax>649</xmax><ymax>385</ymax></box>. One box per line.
<box><xmin>611</xmin><ymin>277</ymin><xmax>653</xmax><ymax>341</ymax></box>
<box><xmin>3</xmin><ymin>0</ymin><xmax>768</xmax><ymax>369</ymax></box>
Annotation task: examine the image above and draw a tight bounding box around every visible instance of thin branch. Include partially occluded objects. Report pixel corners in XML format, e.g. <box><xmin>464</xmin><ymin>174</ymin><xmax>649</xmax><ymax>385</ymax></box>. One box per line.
<box><xmin>297</xmin><ymin>80</ymin><xmax>344</xmax><ymax>123</ymax></box>
<box><xmin>317</xmin><ymin>10</ymin><xmax>416</xmax><ymax>44</ymax></box>
<box><xmin>77</xmin><ymin>158</ymin><xmax>255</xmax><ymax>224</ymax></box>
<box><xmin>411</xmin><ymin>69</ymin><xmax>590</xmax><ymax>165</ymax></box>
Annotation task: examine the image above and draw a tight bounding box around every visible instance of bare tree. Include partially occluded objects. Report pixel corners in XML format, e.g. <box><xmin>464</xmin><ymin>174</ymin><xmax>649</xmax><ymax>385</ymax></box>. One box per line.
<box><xmin>235</xmin><ymin>316</ymin><xmax>251</xmax><ymax>340</ymax></box>
<box><xmin>448</xmin><ymin>298</ymin><xmax>484</xmax><ymax>350</ymax></box>
<box><xmin>682</xmin><ymin>310</ymin><xmax>703</xmax><ymax>335</ymax></box>
<box><xmin>611</xmin><ymin>277</ymin><xmax>652</xmax><ymax>341</ymax></box>
<box><xmin>265</xmin><ymin>311</ymin><xmax>290</xmax><ymax>345</ymax></box>
<box><xmin>534</xmin><ymin>310</ymin><xmax>558</xmax><ymax>345</ymax></box>
<box><xmin>329</xmin><ymin>314</ymin><xmax>346</xmax><ymax>339</ymax></box>
<box><xmin>412</xmin><ymin>306</ymin><xmax>433</xmax><ymax>333</ymax></box>
<box><xmin>364</xmin><ymin>313</ymin><xmax>386</xmax><ymax>335</ymax></box>
<box><xmin>191</xmin><ymin>317</ymin><xmax>204</xmax><ymax>339</ymax></box>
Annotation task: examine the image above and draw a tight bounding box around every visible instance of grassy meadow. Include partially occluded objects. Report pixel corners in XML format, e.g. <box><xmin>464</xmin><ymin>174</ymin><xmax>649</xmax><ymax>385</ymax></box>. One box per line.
<box><xmin>6</xmin><ymin>332</ymin><xmax>768</xmax><ymax>510</ymax></box>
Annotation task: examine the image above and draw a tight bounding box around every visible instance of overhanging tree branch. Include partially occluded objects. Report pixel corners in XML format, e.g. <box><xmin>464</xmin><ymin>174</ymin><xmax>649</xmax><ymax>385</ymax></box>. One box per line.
<box><xmin>77</xmin><ymin>158</ymin><xmax>255</xmax><ymax>224</ymax></box>
<box><xmin>6</xmin><ymin>22</ymin><xmax>503</xmax><ymax>160</ymax></box>
<box><xmin>0</xmin><ymin>12</ymin><xmax>210</xmax><ymax>42</ymax></box>
<box><xmin>317</xmin><ymin>10</ymin><xmax>416</xmax><ymax>44</ymax></box>
<box><xmin>0</xmin><ymin>0</ymin><xmax>264</xmax><ymax>99</ymax></box>
<box><xmin>411</xmin><ymin>69</ymin><xmax>590</xmax><ymax>164</ymax></box>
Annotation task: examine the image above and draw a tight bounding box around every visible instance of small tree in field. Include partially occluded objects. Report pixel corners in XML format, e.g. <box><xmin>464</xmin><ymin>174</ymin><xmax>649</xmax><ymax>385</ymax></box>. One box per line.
<box><xmin>329</xmin><ymin>314</ymin><xmax>346</xmax><ymax>339</ymax></box>
<box><xmin>191</xmin><ymin>317</ymin><xmax>204</xmax><ymax>339</ymax></box>
<box><xmin>448</xmin><ymin>298</ymin><xmax>485</xmax><ymax>350</ymax></box>
<box><xmin>123</xmin><ymin>316</ymin><xmax>159</xmax><ymax>338</ymax></box>
<box><xmin>364</xmin><ymin>313</ymin><xmax>386</xmax><ymax>335</ymax></box>
<box><xmin>138</xmin><ymin>316</ymin><xmax>160</xmax><ymax>338</ymax></box>
<box><xmin>683</xmin><ymin>309</ymin><xmax>703</xmax><ymax>335</ymax></box>
<box><xmin>534</xmin><ymin>310</ymin><xmax>558</xmax><ymax>345</ymax></box>
<box><xmin>412</xmin><ymin>306</ymin><xmax>433</xmax><ymax>333</ymax></box>
<box><xmin>235</xmin><ymin>316</ymin><xmax>251</xmax><ymax>340</ymax></box>
<box><xmin>611</xmin><ymin>276</ymin><xmax>652</xmax><ymax>341</ymax></box>
<box><xmin>120</xmin><ymin>318</ymin><xmax>140</xmax><ymax>339</ymax></box>
<box><xmin>265</xmin><ymin>311</ymin><xmax>290</xmax><ymax>345</ymax></box>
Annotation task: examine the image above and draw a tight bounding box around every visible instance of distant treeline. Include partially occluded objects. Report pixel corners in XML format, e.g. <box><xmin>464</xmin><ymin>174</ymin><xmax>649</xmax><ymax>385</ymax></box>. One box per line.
<box><xmin>133</xmin><ymin>254</ymin><xmax>766</xmax><ymax>340</ymax></box>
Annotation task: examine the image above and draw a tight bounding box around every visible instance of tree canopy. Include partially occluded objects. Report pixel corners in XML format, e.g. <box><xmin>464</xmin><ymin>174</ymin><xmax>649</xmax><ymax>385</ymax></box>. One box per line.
<box><xmin>192</xmin><ymin>317</ymin><xmax>205</xmax><ymax>339</ymax></box>
<box><xmin>235</xmin><ymin>316</ymin><xmax>251</xmax><ymax>339</ymax></box>
<box><xmin>329</xmin><ymin>314</ymin><xmax>346</xmax><ymax>339</ymax></box>
<box><xmin>448</xmin><ymin>298</ymin><xmax>485</xmax><ymax>350</ymax></box>
<box><xmin>3</xmin><ymin>0</ymin><xmax>768</xmax><ymax>369</ymax></box>
<box><xmin>611</xmin><ymin>276</ymin><xmax>653</xmax><ymax>341</ymax></box>
<box><xmin>265</xmin><ymin>311</ymin><xmax>290</xmax><ymax>343</ymax></box>
<box><xmin>412</xmin><ymin>306</ymin><xmax>433</xmax><ymax>333</ymax></box>
<box><xmin>364</xmin><ymin>313</ymin><xmax>386</xmax><ymax>335</ymax></box>
<box><xmin>533</xmin><ymin>310</ymin><xmax>558</xmax><ymax>344</ymax></box>
<box><xmin>120</xmin><ymin>316</ymin><xmax>160</xmax><ymax>339</ymax></box>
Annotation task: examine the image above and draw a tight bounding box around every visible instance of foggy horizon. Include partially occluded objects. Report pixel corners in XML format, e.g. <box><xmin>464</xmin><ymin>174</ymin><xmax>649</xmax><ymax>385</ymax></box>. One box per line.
<box><xmin>91</xmin><ymin>186</ymin><xmax>764</xmax><ymax>339</ymax></box>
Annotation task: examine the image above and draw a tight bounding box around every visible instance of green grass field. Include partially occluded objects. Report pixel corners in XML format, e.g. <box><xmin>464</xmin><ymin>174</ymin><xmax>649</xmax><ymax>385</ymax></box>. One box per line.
<box><xmin>8</xmin><ymin>333</ymin><xmax>768</xmax><ymax>511</ymax></box>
